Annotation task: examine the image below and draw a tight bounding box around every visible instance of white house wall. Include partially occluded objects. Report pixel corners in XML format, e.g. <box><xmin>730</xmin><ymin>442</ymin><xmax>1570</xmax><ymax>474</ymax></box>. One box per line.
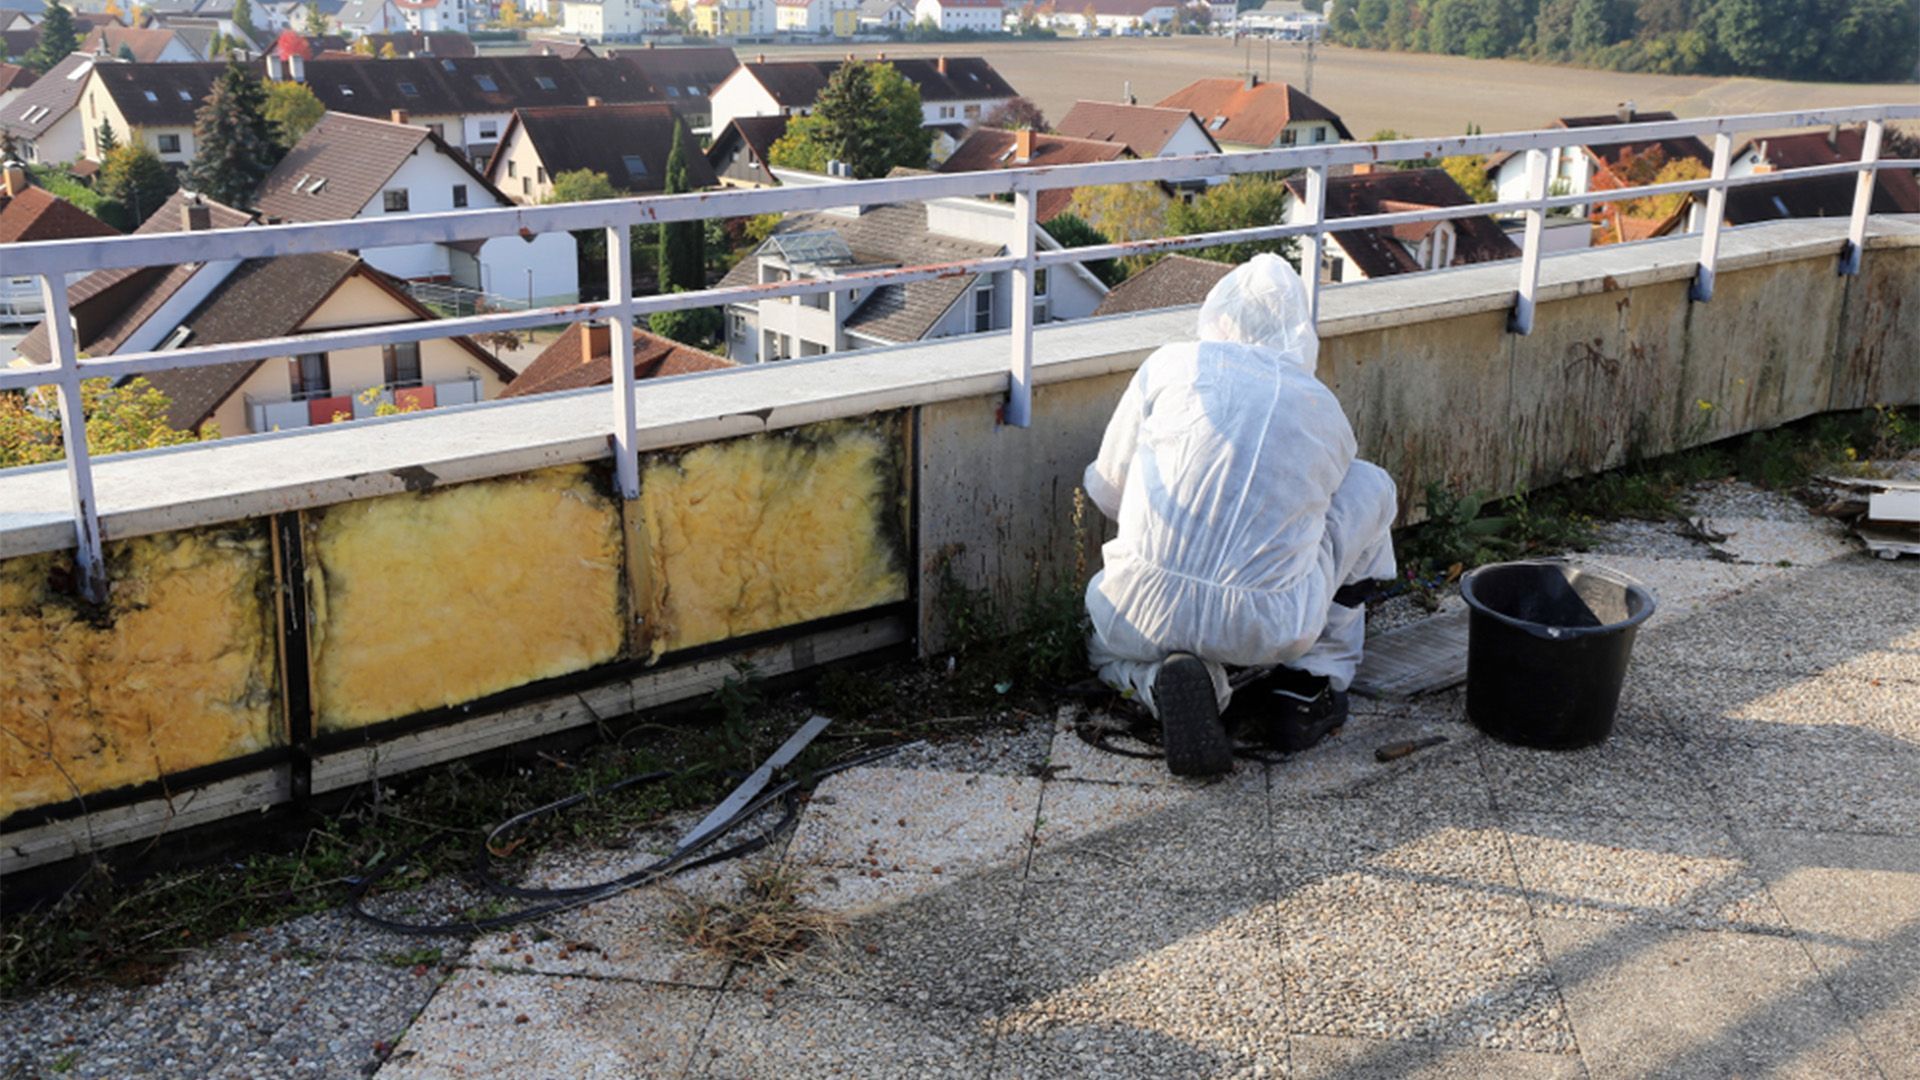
<box><xmin>709</xmin><ymin>76</ymin><xmax>781</xmax><ymax>142</ymax></box>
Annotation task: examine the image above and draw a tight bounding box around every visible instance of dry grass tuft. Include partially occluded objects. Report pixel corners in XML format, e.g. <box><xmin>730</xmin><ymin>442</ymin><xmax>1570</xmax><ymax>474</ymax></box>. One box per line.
<box><xmin>665</xmin><ymin>862</ymin><xmax>844</xmax><ymax>970</ymax></box>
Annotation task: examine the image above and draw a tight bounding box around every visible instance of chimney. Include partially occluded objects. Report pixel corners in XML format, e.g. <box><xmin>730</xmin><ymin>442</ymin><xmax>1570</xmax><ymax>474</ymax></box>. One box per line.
<box><xmin>1616</xmin><ymin>100</ymin><xmax>1635</xmax><ymax>123</ymax></box>
<box><xmin>390</xmin><ymin>108</ymin><xmax>410</xmax><ymax>124</ymax></box>
<box><xmin>1123</xmin><ymin>79</ymin><xmax>1134</xmax><ymax>106</ymax></box>
<box><xmin>1244</xmin><ymin>72</ymin><xmax>1258</xmax><ymax>90</ymax></box>
<box><xmin>756</xmin><ymin>52</ymin><xmax>765</xmax><ymax>63</ymax></box>
<box><xmin>1827</xmin><ymin>123</ymin><xmax>1840</xmax><ymax>150</ymax></box>
<box><xmin>586</xmin><ymin>95</ymin><xmax>603</xmax><ymax>107</ymax></box>
<box><xmin>1014</xmin><ymin>127</ymin><xmax>1034</xmax><ymax>163</ymax></box>
<box><xmin>182</xmin><ymin>198</ymin><xmax>212</xmax><ymax>231</ymax></box>
<box><xmin>2</xmin><ymin>160</ymin><xmax>28</xmax><ymax>197</ymax></box>
<box><xmin>647</xmin><ymin>40</ymin><xmax>656</xmax><ymax>48</ymax></box>
<box><xmin>424</xmin><ymin>34</ymin><xmax>433</xmax><ymax>53</ymax></box>
<box><xmin>289</xmin><ymin>53</ymin><xmax>306</xmax><ymax>82</ymax></box>
<box><xmin>937</xmin><ymin>56</ymin><xmax>948</xmax><ymax>75</ymax></box>
<box><xmin>580</xmin><ymin>320</ymin><xmax>612</xmax><ymax>363</ymax></box>
<box><xmin>877</xmin><ymin>51</ymin><xmax>886</xmax><ymax>60</ymax></box>
<box><xmin>1350</xmin><ymin>161</ymin><xmax>1376</xmax><ymax>176</ymax></box>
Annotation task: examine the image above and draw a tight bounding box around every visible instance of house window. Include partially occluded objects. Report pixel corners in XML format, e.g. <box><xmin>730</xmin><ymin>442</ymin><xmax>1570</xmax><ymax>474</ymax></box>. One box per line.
<box><xmin>1280</xmin><ymin>128</ymin><xmax>1297</xmax><ymax>146</ymax></box>
<box><xmin>973</xmin><ymin>286</ymin><xmax>992</xmax><ymax>332</ymax></box>
<box><xmin>478</xmin><ymin>121</ymin><xmax>498</xmax><ymax>139</ymax></box>
<box><xmin>452</xmin><ymin>184</ymin><xmax>468</xmax><ymax>207</ymax></box>
<box><xmin>963</xmin><ymin>104</ymin><xmax>980</xmax><ymax>119</ymax></box>
<box><xmin>522</xmin><ymin>177</ymin><xmax>531</xmax><ymax>195</ymax></box>
<box><xmin>383</xmin><ymin>188</ymin><xmax>410</xmax><ymax>212</ymax></box>
<box><xmin>383</xmin><ymin>341</ymin><xmax>422</xmax><ymax>386</ymax></box>
<box><xmin>507</xmin><ymin>159</ymin><xmax>517</xmax><ymax>178</ymax></box>
<box><xmin>536</xmin><ymin>166</ymin><xmax>546</xmax><ymax>183</ymax></box>
<box><xmin>288</xmin><ymin>352</ymin><xmax>331</xmax><ymax>398</ymax></box>
<box><xmin>1034</xmin><ymin>267</ymin><xmax>1048</xmax><ymax>296</ymax></box>
<box><xmin>428</xmin><ymin>122</ymin><xmax>445</xmax><ymax>139</ymax></box>
<box><xmin>940</xmin><ymin>105</ymin><xmax>956</xmax><ymax>119</ymax></box>
<box><xmin>157</xmin><ymin>133</ymin><xmax>181</xmax><ymax>153</ymax></box>
<box><xmin>1313</xmin><ymin>126</ymin><xmax>1327</xmax><ymax>143</ymax></box>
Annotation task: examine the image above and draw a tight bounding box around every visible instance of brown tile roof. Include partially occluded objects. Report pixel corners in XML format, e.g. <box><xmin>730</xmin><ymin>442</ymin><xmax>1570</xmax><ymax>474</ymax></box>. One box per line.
<box><xmin>79</xmin><ymin>26</ymin><xmax>189</xmax><ymax>62</ymax></box>
<box><xmin>359</xmin><ymin>30</ymin><xmax>477</xmax><ymax>57</ymax></box>
<box><xmin>1154</xmin><ymin>77</ymin><xmax>1351</xmax><ymax>147</ymax></box>
<box><xmin>707</xmin><ymin>113</ymin><xmax>788</xmax><ymax>174</ymax></box>
<box><xmin>1724</xmin><ymin>126</ymin><xmax>1920</xmax><ymax>221</ymax></box>
<box><xmin>1284</xmin><ymin>167</ymin><xmax>1519</xmax><ymax>279</ymax></box>
<box><xmin>0</xmin><ymin>60</ymin><xmax>34</xmax><ymax>94</ymax></box>
<box><xmin>1056</xmin><ymin>100</ymin><xmax>1214</xmax><ymax>159</ymax></box>
<box><xmin>499</xmin><ymin>324</ymin><xmax>733</xmax><ymax>399</ymax></box>
<box><xmin>256</xmin><ymin>111</ymin><xmax>504</xmax><ymax>223</ymax></box>
<box><xmin>1091</xmin><ymin>254</ymin><xmax>1231</xmax><ymax>317</ymax></box>
<box><xmin>0</xmin><ymin>53</ymin><xmax>95</xmax><ymax>139</ymax></box>
<box><xmin>604</xmin><ymin>45</ymin><xmax>737</xmax><ymax>101</ymax></box>
<box><xmin>491</xmin><ymin>102</ymin><xmax>715</xmax><ymax>195</ymax></box>
<box><xmin>529</xmin><ymin>38</ymin><xmax>594</xmax><ymax>59</ymax></box>
<box><xmin>727</xmin><ymin>56</ymin><xmax>1016</xmax><ymax>109</ymax></box>
<box><xmin>1486</xmin><ymin>110</ymin><xmax>1711</xmax><ymax>175</ymax></box>
<box><xmin>92</xmin><ymin>60</ymin><xmax>228</xmax><ymax>126</ymax></box>
<box><xmin>937</xmin><ymin>127</ymin><xmax>1130</xmax><ymax>221</ymax></box>
<box><xmin>0</xmin><ymin>182</ymin><xmax>120</xmax><ymax>243</ymax></box>
<box><xmin>716</xmin><ymin>201</ymin><xmax>1001</xmax><ymax>343</ymax></box>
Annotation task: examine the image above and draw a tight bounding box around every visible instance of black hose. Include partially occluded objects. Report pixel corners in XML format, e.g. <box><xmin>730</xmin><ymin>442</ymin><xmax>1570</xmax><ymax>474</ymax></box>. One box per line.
<box><xmin>345</xmin><ymin>745</ymin><xmax>903</xmax><ymax>936</ymax></box>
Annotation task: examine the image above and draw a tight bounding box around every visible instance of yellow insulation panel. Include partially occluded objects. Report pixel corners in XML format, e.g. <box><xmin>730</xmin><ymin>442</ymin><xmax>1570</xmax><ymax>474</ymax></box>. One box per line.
<box><xmin>638</xmin><ymin>415</ymin><xmax>909</xmax><ymax>657</ymax></box>
<box><xmin>0</xmin><ymin>527</ymin><xmax>279</xmax><ymax>819</ymax></box>
<box><xmin>307</xmin><ymin>464</ymin><xmax>625</xmax><ymax>732</ymax></box>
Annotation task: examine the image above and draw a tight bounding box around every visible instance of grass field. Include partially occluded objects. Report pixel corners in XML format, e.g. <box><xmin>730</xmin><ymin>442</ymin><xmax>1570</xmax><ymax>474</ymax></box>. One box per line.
<box><xmin>757</xmin><ymin>37</ymin><xmax>1914</xmax><ymax>139</ymax></box>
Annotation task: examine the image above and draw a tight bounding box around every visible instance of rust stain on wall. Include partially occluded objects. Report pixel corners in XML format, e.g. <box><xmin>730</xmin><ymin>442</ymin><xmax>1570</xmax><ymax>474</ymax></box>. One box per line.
<box><xmin>305</xmin><ymin>464</ymin><xmax>625</xmax><ymax>732</ymax></box>
<box><xmin>0</xmin><ymin>526</ymin><xmax>279</xmax><ymax>818</ymax></box>
<box><xmin>636</xmin><ymin>415</ymin><xmax>909</xmax><ymax>658</ymax></box>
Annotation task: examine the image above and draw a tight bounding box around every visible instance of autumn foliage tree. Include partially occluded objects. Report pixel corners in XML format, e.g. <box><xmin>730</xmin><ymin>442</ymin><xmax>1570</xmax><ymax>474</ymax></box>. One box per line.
<box><xmin>0</xmin><ymin>379</ymin><xmax>208</xmax><ymax>468</ymax></box>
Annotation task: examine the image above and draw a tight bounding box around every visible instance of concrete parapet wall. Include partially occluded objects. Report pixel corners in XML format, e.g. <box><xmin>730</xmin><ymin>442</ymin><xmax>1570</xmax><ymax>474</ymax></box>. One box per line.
<box><xmin>3</xmin><ymin>218</ymin><xmax>1914</xmax><ymax>868</ymax></box>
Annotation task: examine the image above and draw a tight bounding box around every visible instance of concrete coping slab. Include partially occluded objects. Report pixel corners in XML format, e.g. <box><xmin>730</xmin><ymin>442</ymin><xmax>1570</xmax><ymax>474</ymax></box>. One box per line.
<box><xmin>0</xmin><ymin>217</ymin><xmax>1910</xmax><ymax>558</ymax></box>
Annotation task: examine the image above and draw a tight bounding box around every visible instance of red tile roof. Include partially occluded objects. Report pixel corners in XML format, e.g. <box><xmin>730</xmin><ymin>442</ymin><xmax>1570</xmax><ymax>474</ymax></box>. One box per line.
<box><xmin>1729</xmin><ymin>126</ymin><xmax>1920</xmax><ymax>217</ymax></box>
<box><xmin>1283</xmin><ymin>167</ymin><xmax>1519</xmax><ymax>279</ymax></box>
<box><xmin>500</xmin><ymin>325</ymin><xmax>734</xmax><ymax>399</ymax></box>
<box><xmin>0</xmin><ymin>182</ymin><xmax>121</xmax><ymax>244</ymax></box>
<box><xmin>937</xmin><ymin>127</ymin><xmax>1130</xmax><ymax>220</ymax></box>
<box><xmin>79</xmin><ymin>26</ymin><xmax>187</xmax><ymax>62</ymax></box>
<box><xmin>1154</xmin><ymin>76</ymin><xmax>1351</xmax><ymax>147</ymax></box>
<box><xmin>1055</xmin><ymin>100</ymin><xmax>1214</xmax><ymax>159</ymax></box>
<box><xmin>0</xmin><ymin>61</ymin><xmax>34</xmax><ymax>95</ymax></box>
<box><xmin>1092</xmin><ymin>254</ymin><xmax>1232</xmax><ymax>317</ymax></box>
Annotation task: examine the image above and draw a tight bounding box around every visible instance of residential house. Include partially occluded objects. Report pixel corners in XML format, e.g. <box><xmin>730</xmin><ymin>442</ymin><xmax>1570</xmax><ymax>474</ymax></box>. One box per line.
<box><xmin>0</xmin><ymin>160</ymin><xmax>120</xmax><ymax>323</ymax></box>
<box><xmin>254</xmin><ymin>111</ymin><xmax>580</xmax><ymax>305</ymax></box>
<box><xmin>528</xmin><ymin>37</ymin><xmax>596</xmax><ymax>58</ymax></box>
<box><xmin>0</xmin><ymin>60</ymin><xmax>33</xmax><ymax>112</ymax></box>
<box><xmin>560</xmin><ymin>0</ymin><xmax>669</xmax><ymax>42</ymax></box>
<box><xmin>709</xmin><ymin>54</ymin><xmax>1018</xmax><ymax>149</ymax></box>
<box><xmin>0</xmin><ymin>9</ymin><xmax>40</xmax><ymax>32</ymax></box>
<box><xmin>1090</xmin><ymin>253</ymin><xmax>1230</xmax><ymax>317</ymax></box>
<box><xmin>856</xmin><ymin>0</ymin><xmax>911</xmax><ymax>31</ymax></box>
<box><xmin>705</xmin><ymin>113</ymin><xmax>786</xmax><ymax>186</ymax></box>
<box><xmin>394</xmin><ymin>0</ymin><xmax>470</xmax><ymax>34</ymax></box>
<box><xmin>1</xmin><ymin>11</ymin><xmax>119</xmax><ymax>63</ymax></box>
<box><xmin>692</xmin><ymin>0</ymin><xmax>771</xmax><ymax>36</ymax></box>
<box><xmin>1035</xmin><ymin>0</ymin><xmax>1181</xmax><ymax>34</ymax></box>
<box><xmin>1054</xmin><ymin>97</ymin><xmax>1219</xmax><ymax>194</ymax></box>
<box><xmin>1282</xmin><ymin>165</ymin><xmax>1519</xmax><ymax>282</ymax></box>
<box><xmin>1156</xmin><ymin>74</ymin><xmax>1348</xmax><ymax>151</ymax></box>
<box><xmin>0</xmin><ymin>53</ymin><xmax>102</xmax><ymax>165</ymax></box>
<box><xmin>79</xmin><ymin>26</ymin><xmax>206</xmax><ymax>62</ymax></box>
<box><xmin>485</xmin><ymin>101</ymin><xmax>714</xmax><ymax>204</ymax></box>
<box><xmin>1485</xmin><ymin>104</ymin><xmax>1711</xmax><ymax>217</ymax></box>
<box><xmin>498</xmin><ymin>320</ymin><xmax>733</xmax><ymax>399</ymax></box>
<box><xmin>718</xmin><ymin>191</ymin><xmax>1105</xmax><ymax>363</ymax></box>
<box><xmin>334</xmin><ymin>0</ymin><xmax>405</xmax><ymax>34</ymax></box>
<box><xmin>1699</xmin><ymin>124</ymin><xmax>1920</xmax><ymax>227</ymax></box>
<box><xmin>16</xmin><ymin>189</ymin><xmax>514</xmax><ymax>432</ymax></box>
<box><xmin>603</xmin><ymin>44</ymin><xmax>738</xmax><ymax>133</ymax></box>
<box><xmin>265</xmin><ymin>54</ymin><xmax>662</xmax><ymax>160</ymax></box>
<box><xmin>936</xmin><ymin>127</ymin><xmax>1131</xmax><ymax>221</ymax></box>
<box><xmin>80</xmin><ymin>60</ymin><xmax>233</xmax><ymax>164</ymax></box>
<box><xmin>913</xmin><ymin>0</ymin><xmax>1002</xmax><ymax>32</ymax></box>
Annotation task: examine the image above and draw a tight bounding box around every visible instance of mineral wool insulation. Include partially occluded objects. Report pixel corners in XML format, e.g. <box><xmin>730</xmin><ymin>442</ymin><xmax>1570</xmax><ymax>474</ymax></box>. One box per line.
<box><xmin>637</xmin><ymin>415</ymin><xmax>910</xmax><ymax>657</ymax></box>
<box><xmin>306</xmin><ymin>464</ymin><xmax>625</xmax><ymax>732</ymax></box>
<box><xmin>0</xmin><ymin>525</ymin><xmax>279</xmax><ymax>819</ymax></box>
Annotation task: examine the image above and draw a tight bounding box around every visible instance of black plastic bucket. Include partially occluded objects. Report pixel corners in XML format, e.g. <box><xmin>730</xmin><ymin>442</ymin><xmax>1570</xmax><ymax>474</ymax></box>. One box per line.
<box><xmin>1459</xmin><ymin>561</ymin><xmax>1657</xmax><ymax>750</ymax></box>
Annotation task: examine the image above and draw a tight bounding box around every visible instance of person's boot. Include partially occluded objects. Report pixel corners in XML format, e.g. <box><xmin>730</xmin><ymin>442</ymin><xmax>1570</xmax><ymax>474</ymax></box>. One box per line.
<box><xmin>1260</xmin><ymin>667</ymin><xmax>1349</xmax><ymax>753</ymax></box>
<box><xmin>1155</xmin><ymin>653</ymin><xmax>1233</xmax><ymax>777</ymax></box>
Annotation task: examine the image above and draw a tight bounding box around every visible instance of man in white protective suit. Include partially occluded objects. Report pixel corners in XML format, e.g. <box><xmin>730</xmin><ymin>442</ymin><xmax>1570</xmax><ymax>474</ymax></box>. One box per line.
<box><xmin>1083</xmin><ymin>253</ymin><xmax>1399</xmax><ymax>776</ymax></box>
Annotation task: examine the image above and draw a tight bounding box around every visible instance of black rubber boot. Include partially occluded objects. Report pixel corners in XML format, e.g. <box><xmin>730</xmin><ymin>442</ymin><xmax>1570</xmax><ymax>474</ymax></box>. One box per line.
<box><xmin>1155</xmin><ymin>653</ymin><xmax>1233</xmax><ymax>777</ymax></box>
<box><xmin>1258</xmin><ymin>668</ymin><xmax>1349</xmax><ymax>753</ymax></box>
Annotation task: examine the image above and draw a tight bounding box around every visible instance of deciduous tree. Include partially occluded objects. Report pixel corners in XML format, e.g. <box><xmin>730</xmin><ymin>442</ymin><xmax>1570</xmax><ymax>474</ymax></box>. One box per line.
<box><xmin>1166</xmin><ymin>174</ymin><xmax>1295</xmax><ymax>265</ymax></box>
<box><xmin>99</xmin><ymin>142</ymin><xmax>177</xmax><ymax>226</ymax></box>
<box><xmin>263</xmin><ymin>79</ymin><xmax>324</xmax><ymax>148</ymax></box>
<box><xmin>0</xmin><ymin>378</ymin><xmax>209</xmax><ymax>468</ymax></box>
<box><xmin>1066</xmin><ymin>183</ymin><xmax>1168</xmax><ymax>275</ymax></box>
<box><xmin>982</xmin><ymin>96</ymin><xmax>1047</xmax><ymax>132</ymax></box>
<box><xmin>769</xmin><ymin>61</ymin><xmax>929</xmax><ymax>179</ymax></box>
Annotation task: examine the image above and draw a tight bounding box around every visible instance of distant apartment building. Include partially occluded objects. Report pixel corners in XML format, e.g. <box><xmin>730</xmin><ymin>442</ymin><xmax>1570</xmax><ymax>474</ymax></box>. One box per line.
<box><xmin>720</xmin><ymin>190</ymin><xmax>1106</xmax><ymax>363</ymax></box>
<box><xmin>1039</xmin><ymin>0</ymin><xmax>1179</xmax><ymax>33</ymax></box>
<box><xmin>856</xmin><ymin>0</ymin><xmax>913</xmax><ymax>30</ymax></box>
<box><xmin>913</xmin><ymin>0</ymin><xmax>1003</xmax><ymax>33</ymax></box>
<box><xmin>255</xmin><ymin>112</ymin><xmax>579</xmax><ymax>306</ymax></box>
<box><xmin>1155</xmin><ymin>74</ymin><xmax>1350</xmax><ymax>151</ymax></box>
<box><xmin>563</xmin><ymin>0</ymin><xmax>670</xmax><ymax>39</ymax></box>
<box><xmin>692</xmin><ymin>0</ymin><xmax>773</xmax><ymax>36</ymax></box>
<box><xmin>1283</xmin><ymin>166</ymin><xmax>1520</xmax><ymax>282</ymax></box>
<box><xmin>773</xmin><ymin>0</ymin><xmax>859</xmax><ymax>35</ymax></box>
<box><xmin>394</xmin><ymin>0</ymin><xmax>471</xmax><ymax>33</ymax></box>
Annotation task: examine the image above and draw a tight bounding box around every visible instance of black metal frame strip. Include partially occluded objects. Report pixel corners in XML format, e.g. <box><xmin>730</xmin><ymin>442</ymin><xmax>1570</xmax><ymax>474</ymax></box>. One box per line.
<box><xmin>276</xmin><ymin>511</ymin><xmax>315</xmax><ymax>807</ymax></box>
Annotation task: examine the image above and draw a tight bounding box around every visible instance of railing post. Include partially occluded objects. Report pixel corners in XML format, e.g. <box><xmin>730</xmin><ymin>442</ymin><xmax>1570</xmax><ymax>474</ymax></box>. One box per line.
<box><xmin>1004</xmin><ymin>179</ymin><xmax>1037</xmax><ymax>429</ymax></box>
<box><xmin>1508</xmin><ymin>147</ymin><xmax>1549</xmax><ymax>335</ymax></box>
<box><xmin>1691</xmin><ymin>131</ymin><xmax>1733</xmax><ymax>303</ymax></box>
<box><xmin>1301</xmin><ymin>164</ymin><xmax>1327</xmax><ymax>326</ymax></box>
<box><xmin>607</xmin><ymin>224</ymin><xmax>640</xmax><ymax>499</ymax></box>
<box><xmin>38</xmin><ymin>273</ymin><xmax>108</xmax><ymax>604</ymax></box>
<box><xmin>1841</xmin><ymin>118</ymin><xmax>1884</xmax><ymax>277</ymax></box>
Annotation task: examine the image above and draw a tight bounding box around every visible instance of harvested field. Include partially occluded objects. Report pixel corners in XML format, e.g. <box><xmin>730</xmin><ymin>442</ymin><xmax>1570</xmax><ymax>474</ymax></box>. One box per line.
<box><xmin>756</xmin><ymin>37</ymin><xmax>1914</xmax><ymax>139</ymax></box>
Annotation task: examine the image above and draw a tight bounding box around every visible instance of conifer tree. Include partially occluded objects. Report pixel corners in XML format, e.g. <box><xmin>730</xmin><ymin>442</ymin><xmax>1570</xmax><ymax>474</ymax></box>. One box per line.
<box><xmin>184</xmin><ymin>60</ymin><xmax>279</xmax><ymax>207</ymax></box>
<box><xmin>657</xmin><ymin>119</ymin><xmax>704</xmax><ymax>293</ymax></box>
<box><xmin>24</xmin><ymin>0</ymin><xmax>80</xmax><ymax>73</ymax></box>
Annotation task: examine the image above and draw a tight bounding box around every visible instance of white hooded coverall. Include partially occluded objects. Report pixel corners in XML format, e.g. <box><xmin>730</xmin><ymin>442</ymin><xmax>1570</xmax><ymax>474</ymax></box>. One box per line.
<box><xmin>1083</xmin><ymin>254</ymin><xmax>1399</xmax><ymax>716</ymax></box>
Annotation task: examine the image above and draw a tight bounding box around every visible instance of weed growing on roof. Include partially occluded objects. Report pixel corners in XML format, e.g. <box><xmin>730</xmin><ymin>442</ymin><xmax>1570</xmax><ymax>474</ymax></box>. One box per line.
<box><xmin>933</xmin><ymin>486</ymin><xmax>1094</xmax><ymax>693</ymax></box>
<box><xmin>664</xmin><ymin>860</ymin><xmax>844</xmax><ymax>970</ymax></box>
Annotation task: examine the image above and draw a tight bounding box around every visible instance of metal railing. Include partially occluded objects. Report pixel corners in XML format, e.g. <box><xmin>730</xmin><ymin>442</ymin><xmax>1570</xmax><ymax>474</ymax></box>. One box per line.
<box><xmin>4</xmin><ymin>104</ymin><xmax>1918</xmax><ymax>601</ymax></box>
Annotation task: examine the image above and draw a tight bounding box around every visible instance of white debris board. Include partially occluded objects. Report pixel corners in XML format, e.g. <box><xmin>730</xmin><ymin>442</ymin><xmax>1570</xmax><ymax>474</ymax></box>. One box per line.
<box><xmin>1353</xmin><ymin>608</ymin><xmax>1472</xmax><ymax>699</ymax></box>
